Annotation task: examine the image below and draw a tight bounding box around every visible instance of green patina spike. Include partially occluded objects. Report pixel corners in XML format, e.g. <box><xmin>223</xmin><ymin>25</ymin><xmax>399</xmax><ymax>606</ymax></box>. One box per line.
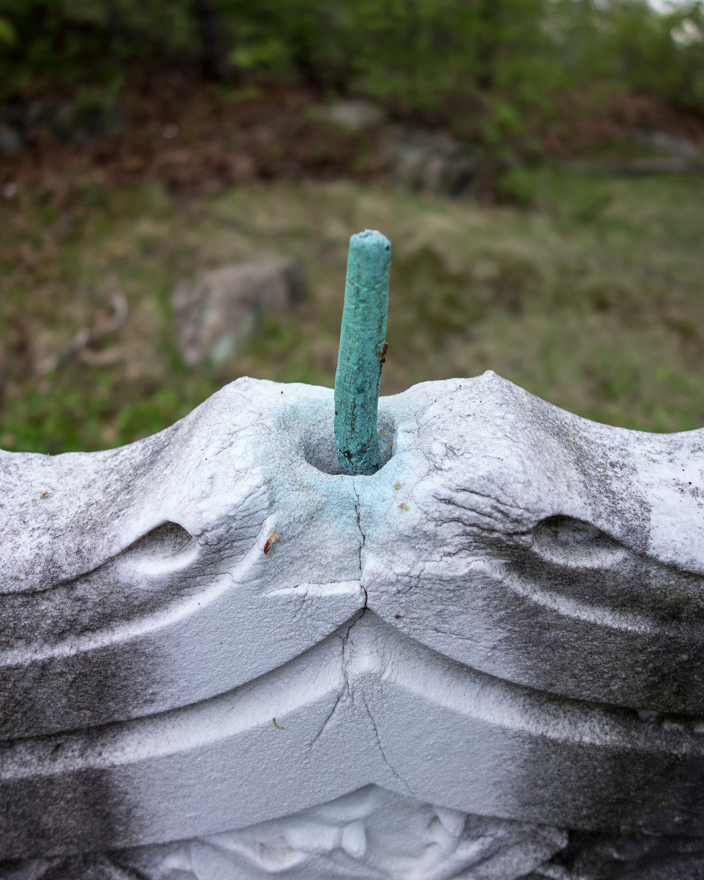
<box><xmin>334</xmin><ymin>229</ymin><xmax>392</xmax><ymax>476</ymax></box>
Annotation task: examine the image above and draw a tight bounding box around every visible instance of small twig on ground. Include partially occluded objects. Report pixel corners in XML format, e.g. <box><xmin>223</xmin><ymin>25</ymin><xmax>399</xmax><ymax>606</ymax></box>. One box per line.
<box><xmin>36</xmin><ymin>278</ymin><xmax>129</xmax><ymax>376</ymax></box>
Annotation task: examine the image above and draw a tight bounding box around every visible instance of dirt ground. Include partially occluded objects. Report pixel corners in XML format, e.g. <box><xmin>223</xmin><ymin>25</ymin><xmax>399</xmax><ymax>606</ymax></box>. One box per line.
<box><xmin>3</xmin><ymin>78</ymin><xmax>704</xmax><ymax>202</ymax></box>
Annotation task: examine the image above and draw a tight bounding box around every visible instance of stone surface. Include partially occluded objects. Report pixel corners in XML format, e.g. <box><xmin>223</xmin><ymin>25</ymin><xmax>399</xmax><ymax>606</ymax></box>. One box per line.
<box><xmin>171</xmin><ymin>259</ymin><xmax>306</xmax><ymax>365</ymax></box>
<box><xmin>633</xmin><ymin>130</ymin><xmax>701</xmax><ymax>159</ymax></box>
<box><xmin>0</xmin><ymin>787</ymin><xmax>566</xmax><ymax>880</ymax></box>
<box><xmin>385</xmin><ymin>131</ymin><xmax>478</xmax><ymax>197</ymax></box>
<box><xmin>0</xmin><ymin>123</ymin><xmax>20</xmax><ymax>154</ymax></box>
<box><xmin>3</xmin><ymin>371</ymin><xmax>704</xmax><ymax>876</ymax></box>
<box><xmin>309</xmin><ymin>100</ymin><xmax>386</xmax><ymax>132</ymax></box>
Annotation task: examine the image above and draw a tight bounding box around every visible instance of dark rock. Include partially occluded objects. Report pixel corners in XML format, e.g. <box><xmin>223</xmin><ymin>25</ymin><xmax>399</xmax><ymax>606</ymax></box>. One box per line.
<box><xmin>385</xmin><ymin>130</ymin><xmax>478</xmax><ymax>197</ymax></box>
<box><xmin>0</xmin><ymin>123</ymin><xmax>20</xmax><ymax>153</ymax></box>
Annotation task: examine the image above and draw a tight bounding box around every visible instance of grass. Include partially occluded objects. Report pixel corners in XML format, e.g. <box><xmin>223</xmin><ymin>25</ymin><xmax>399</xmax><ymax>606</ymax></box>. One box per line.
<box><xmin>2</xmin><ymin>170</ymin><xmax>704</xmax><ymax>453</ymax></box>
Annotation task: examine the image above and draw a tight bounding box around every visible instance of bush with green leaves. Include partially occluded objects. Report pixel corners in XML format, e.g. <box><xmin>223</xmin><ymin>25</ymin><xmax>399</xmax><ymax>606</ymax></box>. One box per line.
<box><xmin>0</xmin><ymin>0</ymin><xmax>702</xmax><ymax>122</ymax></box>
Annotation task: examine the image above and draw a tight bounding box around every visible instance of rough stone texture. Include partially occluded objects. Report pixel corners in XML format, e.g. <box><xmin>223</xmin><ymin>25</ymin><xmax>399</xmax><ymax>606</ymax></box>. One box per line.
<box><xmin>385</xmin><ymin>131</ymin><xmax>478</xmax><ymax>197</ymax></box>
<box><xmin>309</xmin><ymin>100</ymin><xmax>386</xmax><ymax>132</ymax></box>
<box><xmin>3</xmin><ymin>371</ymin><xmax>704</xmax><ymax>877</ymax></box>
<box><xmin>171</xmin><ymin>259</ymin><xmax>306</xmax><ymax>365</ymax></box>
<box><xmin>0</xmin><ymin>787</ymin><xmax>566</xmax><ymax>880</ymax></box>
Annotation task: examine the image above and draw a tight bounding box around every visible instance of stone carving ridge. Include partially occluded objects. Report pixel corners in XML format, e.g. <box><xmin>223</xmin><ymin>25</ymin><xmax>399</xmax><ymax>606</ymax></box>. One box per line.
<box><xmin>2</xmin><ymin>371</ymin><xmax>704</xmax><ymax>877</ymax></box>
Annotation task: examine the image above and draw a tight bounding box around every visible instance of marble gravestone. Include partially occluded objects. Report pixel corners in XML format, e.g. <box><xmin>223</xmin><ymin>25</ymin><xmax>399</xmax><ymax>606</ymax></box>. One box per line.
<box><xmin>3</xmin><ymin>371</ymin><xmax>704</xmax><ymax>879</ymax></box>
<box><xmin>2</xmin><ymin>229</ymin><xmax>704</xmax><ymax>880</ymax></box>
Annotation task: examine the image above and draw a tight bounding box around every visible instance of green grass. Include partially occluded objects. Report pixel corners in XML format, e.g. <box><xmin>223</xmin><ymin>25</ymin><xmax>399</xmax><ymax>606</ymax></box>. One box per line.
<box><xmin>2</xmin><ymin>170</ymin><xmax>704</xmax><ymax>453</ymax></box>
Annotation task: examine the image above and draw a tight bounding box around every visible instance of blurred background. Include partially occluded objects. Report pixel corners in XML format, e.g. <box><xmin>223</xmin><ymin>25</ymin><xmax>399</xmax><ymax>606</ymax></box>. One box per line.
<box><xmin>0</xmin><ymin>0</ymin><xmax>703</xmax><ymax>453</ymax></box>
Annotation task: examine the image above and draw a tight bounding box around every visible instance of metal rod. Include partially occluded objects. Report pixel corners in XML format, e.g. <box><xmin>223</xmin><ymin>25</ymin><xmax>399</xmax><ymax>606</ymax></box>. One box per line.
<box><xmin>334</xmin><ymin>229</ymin><xmax>391</xmax><ymax>476</ymax></box>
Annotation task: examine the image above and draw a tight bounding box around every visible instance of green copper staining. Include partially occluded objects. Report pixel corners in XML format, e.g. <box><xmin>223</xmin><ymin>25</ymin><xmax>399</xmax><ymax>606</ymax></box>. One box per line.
<box><xmin>334</xmin><ymin>229</ymin><xmax>391</xmax><ymax>476</ymax></box>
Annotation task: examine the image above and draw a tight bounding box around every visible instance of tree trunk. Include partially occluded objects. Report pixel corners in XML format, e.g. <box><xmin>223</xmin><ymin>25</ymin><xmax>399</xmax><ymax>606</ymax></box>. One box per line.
<box><xmin>192</xmin><ymin>0</ymin><xmax>235</xmax><ymax>82</ymax></box>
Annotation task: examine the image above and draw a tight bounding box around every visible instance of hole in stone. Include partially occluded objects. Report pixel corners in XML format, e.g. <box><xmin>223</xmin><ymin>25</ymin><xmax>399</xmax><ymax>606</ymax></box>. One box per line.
<box><xmin>118</xmin><ymin>521</ymin><xmax>197</xmax><ymax>575</ymax></box>
<box><xmin>531</xmin><ymin>515</ymin><xmax>629</xmax><ymax>569</ymax></box>
<box><xmin>304</xmin><ymin>411</ymin><xmax>396</xmax><ymax>475</ymax></box>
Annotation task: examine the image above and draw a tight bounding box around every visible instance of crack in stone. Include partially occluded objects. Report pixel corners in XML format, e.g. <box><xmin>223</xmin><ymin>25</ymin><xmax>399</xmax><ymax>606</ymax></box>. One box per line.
<box><xmin>309</xmin><ymin>687</ymin><xmax>347</xmax><ymax>747</ymax></box>
<box><xmin>360</xmin><ymin>693</ymin><xmax>413</xmax><ymax>795</ymax></box>
<box><xmin>310</xmin><ymin>490</ymin><xmax>371</xmax><ymax>749</ymax></box>
<box><xmin>309</xmin><ymin>605</ymin><xmax>414</xmax><ymax>793</ymax></box>
<box><xmin>309</xmin><ymin>616</ymin><xmax>356</xmax><ymax>748</ymax></box>
<box><xmin>308</xmin><ymin>465</ymin><xmax>413</xmax><ymax>783</ymax></box>
<box><xmin>353</xmin><ymin>485</ymin><xmax>366</xmax><ymax>587</ymax></box>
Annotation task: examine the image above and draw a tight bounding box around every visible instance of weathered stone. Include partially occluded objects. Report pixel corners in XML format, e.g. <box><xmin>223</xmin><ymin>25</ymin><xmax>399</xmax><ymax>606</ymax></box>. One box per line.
<box><xmin>309</xmin><ymin>100</ymin><xmax>386</xmax><ymax>132</ymax></box>
<box><xmin>171</xmin><ymin>259</ymin><xmax>306</xmax><ymax>365</ymax></box>
<box><xmin>0</xmin><ymin>787</ymin><xmax>566</xmax><ymax>880</ymax></box>
<box><xmin>386</xmin><ymin>131</ymin><xmax>478</xmax><ymax>197</ymax></box>
<box><xmin>0</xmin><ymin>123</ymin><xmax>20</xmax><ymax>154</ymax></box>
<box><xmin>633</xmin><ymin>129</ymin><xmax>701</xmax><ymax>159</ymax></box>
<box><xmin>3</xmin><ymin>371</ymin><xmax>704</xmax><ymax>877</ymax></box>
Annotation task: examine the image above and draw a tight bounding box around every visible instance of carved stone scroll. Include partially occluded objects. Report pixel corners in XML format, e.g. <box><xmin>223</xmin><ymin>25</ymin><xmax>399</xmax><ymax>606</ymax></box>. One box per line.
<box><xmin>3</xmin><ymin>371</ymin><xmax>704</xmax><ymax>879</ymax></box>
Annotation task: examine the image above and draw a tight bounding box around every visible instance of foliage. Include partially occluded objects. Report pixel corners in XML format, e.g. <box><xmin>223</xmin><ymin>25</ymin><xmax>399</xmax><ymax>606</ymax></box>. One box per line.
<box><xmin>0</xmin><ymin>0</ymin><xmax>194</xmax><ymax>98</ymax></box>
<box><xmin>0</xmin><ymin>0</ymin><xmax>702</xmax><ymax>113</ymax></box>
<box><xmin>548</xmin><ymin>0</ymin><xmax>704</xmax><ymax>110</ymax></box>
